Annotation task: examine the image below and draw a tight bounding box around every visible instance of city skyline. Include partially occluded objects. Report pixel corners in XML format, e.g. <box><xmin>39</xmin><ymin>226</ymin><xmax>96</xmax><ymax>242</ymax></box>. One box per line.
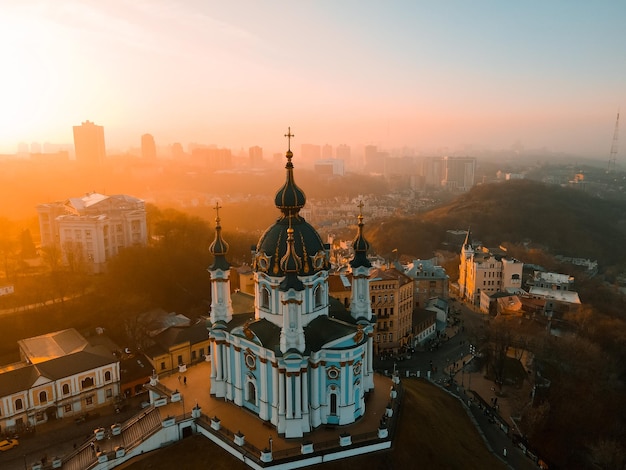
<box><xmin>1</xmin><ymin>1</ymin><xmax>625</xmax><ymax>157</ymax></box>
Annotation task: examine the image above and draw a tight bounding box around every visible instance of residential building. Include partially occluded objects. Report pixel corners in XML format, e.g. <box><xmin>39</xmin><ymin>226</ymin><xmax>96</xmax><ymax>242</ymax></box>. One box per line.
<box><xmin>73</xmin><ymin>120</ymin><xmax>106</xmax><ymax>166</ymax></box>
<box><xmin>412</xmin><ymin>308</ymin><xmax>437</xmax><ymax>346</ymax></box>
<box><xmin>37</xmin><ymin>192</ymin><xmax>147</xmax><ymax>273</ymax></box>
<box><xmin>404</xmin><ymin>258</ymin><xmax>449</xmax><ymax>308</ymax></box>
<box><xmin>370</xmin><ymin>267</ymin><xmax>414</xmax><ymax>354</ymax></box>
<box><xmin>145</xmin><ymin>322</ymin><xmax>211</xmax><ymax>375</ymax></box>
<box><xmin>459</xmin><ymin>230</ymin><xmax>523</xmax><ymax>306</ymax></box>
<box><xmin>0</xmin><ymin>329</ymin><xmax>119</xmax><ymax>434</ymax></box>
<box><xmin>249</xmin><ymin>145</ymin><xmax>263</xmax><ymax>166</ymax></box>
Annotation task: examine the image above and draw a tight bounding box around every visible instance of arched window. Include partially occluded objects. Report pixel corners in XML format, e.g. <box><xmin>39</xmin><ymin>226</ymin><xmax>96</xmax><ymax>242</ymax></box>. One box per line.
<box><xmin>104</xmin><ymin>371</ymin><xmax>112</xmax><ymax>382</ymax></box>
<box><xmin>62</xmin><ymin>384</ymin><xmax>70</xmax><ymax>395</ymax></box>
<box><xmin>247</xmin><ymin>381</ymin><xmax>256</xmax><ymax>405</ymax></box>
<box><xmin>15</xmin><ymin>398</ymin><xmax>23</xmax><ymax>410</ymax></box>
<box><xmin>330</xmin><ymin>393</ymin><xmax>337</xmax><ymax>415</ymax></box>
<box><xmin>81</xmin><ymin>377</ymin><xmax>95</xmax><ymax>390</ymax></box>
<box><xmin>39</xmin><ymin>391</ymin><xmax>47</xmax><ymax>403</ymax></box>
<box><xmin>261</xmin><ymin>287</ymin><xmax>270</xmax><ymax>309</ymax></box>
<box><xmin>314</xmin><ymin>285</ymin><xmax>323</xmax><ymax>308</ymax></box>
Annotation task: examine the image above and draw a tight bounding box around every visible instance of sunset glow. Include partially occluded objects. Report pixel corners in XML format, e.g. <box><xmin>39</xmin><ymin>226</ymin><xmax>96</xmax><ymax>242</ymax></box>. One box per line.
<box><xmin>1</xmin><ymin>1</ymin><xmax>625</xmax><ymax>156</ymax></box>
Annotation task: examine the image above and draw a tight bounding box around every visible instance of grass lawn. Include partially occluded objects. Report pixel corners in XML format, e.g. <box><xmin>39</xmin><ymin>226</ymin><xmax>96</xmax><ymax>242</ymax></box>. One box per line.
<box><xmin>121</xmin><ymin>378</ymin><xmax>505</xmax><ymax>470</ymax></box>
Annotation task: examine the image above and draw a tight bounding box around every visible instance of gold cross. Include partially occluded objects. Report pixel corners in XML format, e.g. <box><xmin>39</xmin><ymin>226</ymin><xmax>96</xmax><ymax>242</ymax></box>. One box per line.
<box><xmin>284</xmin><ymin>127</ymin><xmax>294</xmax><ymax>151</ymax></box>
<box><xmin>214</xmin><ymin>201</ymin><xmax>222</xmax><ymax>222</ymax></box>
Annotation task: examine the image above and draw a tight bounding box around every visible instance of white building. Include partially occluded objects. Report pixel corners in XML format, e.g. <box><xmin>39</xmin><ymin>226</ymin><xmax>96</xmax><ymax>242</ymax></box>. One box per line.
<box><xmin>37</xmin><ymin>192</ymin><xmax>147</xmax><ymax>273</ymax></box>
<box><xmin>0</xmin><ymin>329</ymin><xmax>120</xmax><ymax>433</ymax></box>
<box><xmin>207</xmin><ymin>140</ymin><xmax>376</xmax><ymax>438</ymax></box>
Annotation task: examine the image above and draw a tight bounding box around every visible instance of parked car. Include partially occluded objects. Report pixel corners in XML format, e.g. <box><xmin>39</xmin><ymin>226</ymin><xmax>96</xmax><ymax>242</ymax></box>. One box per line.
<box><xmin>0</xmin><ymin>438</ymin><xmax>18</xmax><ymax>451</ymax></box>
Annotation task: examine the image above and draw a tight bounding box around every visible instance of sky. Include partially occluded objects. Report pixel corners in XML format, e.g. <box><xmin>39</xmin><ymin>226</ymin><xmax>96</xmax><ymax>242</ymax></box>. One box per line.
<box><xmin>1</xmin><ymin>0</ymin><xmax>625</xmax><ymax>157</ymax></box>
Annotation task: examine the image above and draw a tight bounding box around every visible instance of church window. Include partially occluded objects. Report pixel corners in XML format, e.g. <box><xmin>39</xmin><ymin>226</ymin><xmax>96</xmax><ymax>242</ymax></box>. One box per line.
<box><xmin>15</xmin><ymin>398</ymin><xmax>23</xmax><ymax>410</ymax></box>
<box><xmin>247</xmin><ymin>381</ymin><xmax>257</xmax><ymax>405</ymax></box>
<box><xmin>330</xmin><ymin>393</ymin><xmax>337</xmax><ymax>415</ymax></box>
<box><xmin>314</xmin><ymin>285</ymin><xmax>323</xmax><ymax>308</ymax></box>
<box><xmin>261</xmin><ymin>287</ymin><xmax>270</xmax><ymax>309</ymax></box>
<box><xmin>39</xmin><ymin>391</ymin><xmax>47</xmax><ymax>403</ymax></box>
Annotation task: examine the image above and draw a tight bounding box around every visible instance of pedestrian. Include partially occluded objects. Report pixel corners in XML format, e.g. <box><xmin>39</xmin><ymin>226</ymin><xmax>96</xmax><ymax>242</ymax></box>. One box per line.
<box><xmin>184</xmin><ymin>376</ymin><xmax>187</xmax><ymax>385</ymax></box>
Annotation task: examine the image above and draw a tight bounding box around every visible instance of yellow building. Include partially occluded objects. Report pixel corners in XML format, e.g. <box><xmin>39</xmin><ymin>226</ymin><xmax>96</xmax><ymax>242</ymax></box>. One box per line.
<box><xmin>369</xmin><ymin>267</ymin><xmax>414</xmax><ymax>354</ymax></box>
<box><xmin>459</xmin><ymin>230</ymin><xmax>523</xmax><ymax>306</ymax></box>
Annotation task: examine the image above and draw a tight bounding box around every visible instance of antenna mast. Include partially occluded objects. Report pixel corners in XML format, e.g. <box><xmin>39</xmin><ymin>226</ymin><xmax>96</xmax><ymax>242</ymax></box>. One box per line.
<box><xmin>608</xmin><ymin>111</ymin><xmax>620</xmax><ymax>172</ymax></box>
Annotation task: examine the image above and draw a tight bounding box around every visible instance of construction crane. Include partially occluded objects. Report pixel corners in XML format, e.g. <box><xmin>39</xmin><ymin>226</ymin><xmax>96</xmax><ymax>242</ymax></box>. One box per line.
<box><xmin>607</xmin><ymin>111</ymin><xmax>620</xmax><ymax>172</ymax></box>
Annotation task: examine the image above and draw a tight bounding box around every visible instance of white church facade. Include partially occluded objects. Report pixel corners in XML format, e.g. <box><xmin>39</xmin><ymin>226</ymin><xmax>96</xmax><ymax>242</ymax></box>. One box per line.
<box><xmin>207</xmin><ymin>131</ymin><xmax>376</xmax><ymax>438</ymax></box>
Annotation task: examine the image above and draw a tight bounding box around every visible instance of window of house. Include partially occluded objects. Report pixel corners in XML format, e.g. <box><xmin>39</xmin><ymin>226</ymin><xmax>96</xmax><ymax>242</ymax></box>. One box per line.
<box><xmin>39</xmin><ymin>391</ymin><xmax>47</xmax><ymax>403</ymax></box>
<box><xmin>63</xmin><ymin>384</ymin><xmax>70</xmax><ymax>395</ymax></box>
<box><xmin>192</xmin><ymin>350</ymin><xmax>197</xmax><ymax>361</ymax></box>
<box><xmin>15</xmin><ymin>398</ymin><xmax>23</xmax><ymax>410</ymax></box>
<box><xmin>160</xmin><ymin>362</ymin><xmax>166</xmax><ymax>370</ymax></box>
<box><xmin>389</xmin><ymin>333</ymin><xmax>393</xmax><ymax>342</ymax></box>
<box><xmin>106</xmin><ymin>388</ymin><xmax>113</xmax><ymax>398</ymax></box>
<box><xmin>86</xmin><ymin>396</ymin><xmax>93</xmax><ymax>406</ymax></box>
<box><xmin>81</xmin><ymin>377</ymin><xmax>94</xmax><ymax>389</ymax></box>
<box><xmin>104</xmin><ymin>371</ymin><xmax>112</xmax><ymax>382</ymax></box>
<box><xmin>64</xmin><ymin>404</ymin><xmax>72</xmax><ymax>413</ymax></box>
<box><xmin>177</xmin><ymin>355</ymin><xmax>183</xmax><ymax>366</ymax></box>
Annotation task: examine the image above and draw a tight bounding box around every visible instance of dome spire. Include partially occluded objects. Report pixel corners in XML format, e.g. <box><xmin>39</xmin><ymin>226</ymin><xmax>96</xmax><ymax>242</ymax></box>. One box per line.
<box><xmin>274</xmin><ymin>127</ymin><xmax>306</xmax><ymax>216</ymax></box>
<box><xmin>279</xmin><ymin>216</ymin><xmax>305</xmax><ymax>291</ymax></box>
<box><xmin>350</xmin><ymin>200</ymin><xmax>371</xmax><ymax>268</ymax></box>
<box><xmin>209</xmin><ymin>201</ymin><xmax>230</xmax><ymax>271</ymax></box>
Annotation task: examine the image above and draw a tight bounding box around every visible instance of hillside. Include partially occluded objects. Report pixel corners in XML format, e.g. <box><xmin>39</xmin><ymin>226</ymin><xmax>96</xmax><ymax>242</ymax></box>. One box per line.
<box><xmin>368</xmin><ymin>179</ymin><xmax>626</xmax><ymax>269</ymax></box>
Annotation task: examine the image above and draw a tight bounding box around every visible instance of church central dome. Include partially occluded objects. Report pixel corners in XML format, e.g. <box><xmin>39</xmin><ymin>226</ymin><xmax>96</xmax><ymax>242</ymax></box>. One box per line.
<box><xmin>254</xmin><ymin>129</ymin><xmax>328</xmax><ymax>277</ymax></box>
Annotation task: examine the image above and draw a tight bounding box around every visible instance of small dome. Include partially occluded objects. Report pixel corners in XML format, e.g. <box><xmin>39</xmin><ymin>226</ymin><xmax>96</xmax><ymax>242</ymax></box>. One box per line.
<box><xmin>274</xmin><ymin>151</ymin><xmax>306</xmax><ymax>215</ymax></box>
<box><xmin>209</xmin><ymin>206</ymin><xmax>230</xmax><ymax>271</ymax></box>
<box><xmin>350</xmin><ymin>203</ymin><xmax>371</xmax><ymax>269</ymax></box>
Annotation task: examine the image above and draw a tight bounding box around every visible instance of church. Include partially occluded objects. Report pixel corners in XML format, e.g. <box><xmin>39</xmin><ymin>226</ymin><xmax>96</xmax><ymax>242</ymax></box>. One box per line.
<box><xmin>207</xmin><ymin>129</ymin><xmax>376</xmax><ymax>438</ymax></box>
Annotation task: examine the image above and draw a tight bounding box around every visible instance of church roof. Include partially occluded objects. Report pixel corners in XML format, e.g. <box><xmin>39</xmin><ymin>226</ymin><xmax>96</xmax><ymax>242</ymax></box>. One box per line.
<box><xmin>208</xmin><ymin>204</ymin><xmax>230</xmax><ymax>271</ymax></box>
<box><xmin>350</xmin><ymin>202</ymin><xmax>371</xmax><ymax>269</ymax></box>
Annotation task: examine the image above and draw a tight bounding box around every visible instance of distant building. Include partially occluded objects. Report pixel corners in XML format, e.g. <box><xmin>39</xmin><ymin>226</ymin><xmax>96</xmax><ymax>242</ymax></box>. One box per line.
<box><xmin>458</xmin><ymin>230</ymin><xmax>523</xmax><ymax>306</ymax></box>
<box><xmin>141</xmin><ymin>133</ymin><xmax>157</xmax><ymax>159</ymax></box>
<box><xmin>422</xmin><ymin>156</ymin><xmax>476</xmax><ymax>191</ymax></box>
<box><xmin>37</xmin><ymin>192</ymin><xmax>147</xmax><ymax>273</ymax></box>
<box><xmin>144</xmin><ymin>322</ymin><xmax>211</xmax><ymax>375</ymax></box>
<box><xmin>0</xmin><ymin>328</ymin><xmax>120</xmax><ymax>433</ymax></box>
<box><xmin>314</xmin><ymin>159</ymin><xmax>344</xmax><ymax>176</ymax></box>
<box><xmin>249</xmin><ymin>145</ymin><xmax>263</xmax><ymax>166</ymax></box>
<box><xmin>73</xmin><ymin>120</ymin><xmax>106</xmax><ymax>166</ymax></box>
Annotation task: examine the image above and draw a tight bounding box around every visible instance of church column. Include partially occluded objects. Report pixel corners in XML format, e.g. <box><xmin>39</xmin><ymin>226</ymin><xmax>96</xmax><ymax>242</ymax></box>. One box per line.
<box><xmin>278</xmin><ymin>370</ymin><xmax>285</xmax><ymax>417</ymax></box>
<box><xmin>295</xmin><ymin>372</ymin><xmax>302</xmax><ymax>419</ymax></box>
<box><xmin>224</xmin><ymin>343</ymin><xmax>232</xmax><ymax>401</ymax></box>
<box><xmin>259</xmin><ymin>358</ymin><xmax>268</xmax><ymax>420</ymax></box>
<box><xmin>211</xmin><ymin>341</ymin><xmax>219</xmax><ymax>381</ymax></box>
<box><xmin>233</xmin><ymin>346</ymin><xmax>242</xmax><ymax>405</ymax></box>
<box><xmin>272</xmin><ymin>363</ymin><xmax>279</xmax><ymax>423</ymax></box>
<box><xmin>347</xmin><ymin>360</ymin><xmax>354</xmax><ymax>402</ymax></box>
<box><xmin>301</xmin><ymin>368</ymin><xmax>309</xmax><ymax>417</ymax></box>
<box><xmin>286</xmin><ymin>373</ymin><xmax>293</xmax><ymax>419</ymax></box>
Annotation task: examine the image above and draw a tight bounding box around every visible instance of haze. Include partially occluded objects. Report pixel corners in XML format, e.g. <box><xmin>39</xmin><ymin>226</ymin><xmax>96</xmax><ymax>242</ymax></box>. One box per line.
<box><xmin>1</xmin><ymin>1</ymin><xmax>625</xmax><ymax>157</ymax></box>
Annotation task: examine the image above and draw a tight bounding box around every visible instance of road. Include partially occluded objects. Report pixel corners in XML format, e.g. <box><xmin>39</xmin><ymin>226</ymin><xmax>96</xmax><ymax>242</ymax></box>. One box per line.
<box><xmin>373</xmin><ymin>300</ymin><xmax>538</xmax><ymax>470</ymax></box>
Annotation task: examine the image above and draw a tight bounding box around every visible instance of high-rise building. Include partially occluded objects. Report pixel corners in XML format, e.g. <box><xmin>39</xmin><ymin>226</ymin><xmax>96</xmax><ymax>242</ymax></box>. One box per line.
<box><xmin>249</xmin><ymin>145</ymin><xmax>263</xmax><ymax>165</ymax></box>
<box><xmin>336</xmin><ymin>144</ymin><xmax>351</xmax><ymax>162</ymax></box>
<box><xmin>141</xmin><ymin>134</ymin><xmax>157</xmax><ymax>159</ymax></box>
<box><xmin>73</xmin><ymin>120</ymin><xmax>106</xmax><ymax>166</ymax></box>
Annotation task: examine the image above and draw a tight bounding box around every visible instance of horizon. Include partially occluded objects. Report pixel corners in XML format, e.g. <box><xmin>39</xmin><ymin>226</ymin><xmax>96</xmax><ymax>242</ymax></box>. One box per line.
<box><xmin>1</xmin><ymin>1</ymin><xmax>625</xmax><ymax>158</ymax></box>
